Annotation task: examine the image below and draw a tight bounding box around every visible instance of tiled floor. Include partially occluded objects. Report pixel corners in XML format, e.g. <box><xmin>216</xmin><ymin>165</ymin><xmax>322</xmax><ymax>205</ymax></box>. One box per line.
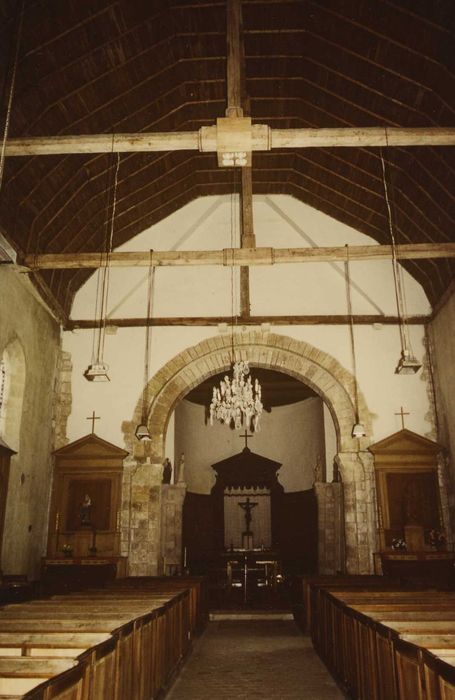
<box><xmin>167</xmin><ymin>620</ymin><xmax>347</xmax><ymax>699</ymax></box>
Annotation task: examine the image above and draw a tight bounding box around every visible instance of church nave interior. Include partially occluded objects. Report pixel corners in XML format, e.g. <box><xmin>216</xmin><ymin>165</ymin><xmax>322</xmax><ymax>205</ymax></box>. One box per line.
<box><xmin>0</xmin><ymin>0</ymin><xmax>454</xmax><ymax>696</ymax></box>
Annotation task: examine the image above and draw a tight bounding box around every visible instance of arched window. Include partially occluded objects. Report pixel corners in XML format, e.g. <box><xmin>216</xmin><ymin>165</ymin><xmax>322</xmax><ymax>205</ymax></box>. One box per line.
<box><xmin>0</xmin><ymin>340</ymin><xmax>26</xmax><ymax>450</ymax></box>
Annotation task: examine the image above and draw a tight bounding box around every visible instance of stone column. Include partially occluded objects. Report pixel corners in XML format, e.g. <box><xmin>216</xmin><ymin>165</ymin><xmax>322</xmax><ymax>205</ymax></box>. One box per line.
<box><xmin>314</xmin><ymin>482</ymin><xmax>343</xmax><ymax>574</ymax></box>
<box><xmin>121</xmin><ymin>459</ymin><xmax>163</xmax><ymax>576</ymax></box>
<box><xmin>160</xmin><ymin>483</ymin><xmax>187</xmax><ymax>575</ymax></box>
<box><xmin>336</xmin><ymin>451</ymin><xmax>377</xmax><ymax>574</ymax></box>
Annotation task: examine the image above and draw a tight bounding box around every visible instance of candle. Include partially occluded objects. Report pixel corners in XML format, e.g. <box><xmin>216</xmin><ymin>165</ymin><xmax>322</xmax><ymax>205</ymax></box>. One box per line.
<box><xmin>183</xmin><ymin>546</ymin><xmax>187</xmax><ymax>568</ymax></box>
<box><xmin>55</xmin><ymin>512</ymin><xmax>60</xmax><ymax>532</ymax></box>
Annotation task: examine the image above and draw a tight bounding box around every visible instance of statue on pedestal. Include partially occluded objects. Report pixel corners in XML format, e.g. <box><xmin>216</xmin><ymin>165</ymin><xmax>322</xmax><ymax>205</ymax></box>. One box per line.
<box><xmin>162</xmin><ymin>458</ymin><xmax>172</xmax><ymax>484</ymax></box>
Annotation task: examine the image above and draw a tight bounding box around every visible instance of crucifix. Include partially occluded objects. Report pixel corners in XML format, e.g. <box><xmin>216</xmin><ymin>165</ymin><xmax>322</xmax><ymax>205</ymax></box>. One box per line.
<box><xmin>86</xmin><ymin>410</ymin><xmax>100</xmax><ymax>434</ymax></box>
<box><xmin>238</xmin><ymin>496</ymin><xmax>258</xmax><ymax>534</ymax></box>
<box><xmin>395</xmin><ymin>406</ymin><xmax>410</xmax><ymax>430</ymax></box>
<box><xmin>239</xmin><ymin>429</ymin><xmax>253</xmax><ymax>449</ymax></box>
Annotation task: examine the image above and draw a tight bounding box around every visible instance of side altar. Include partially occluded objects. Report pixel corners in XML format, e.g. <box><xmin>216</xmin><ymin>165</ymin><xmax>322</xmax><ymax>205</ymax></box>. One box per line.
<box><xmin>43</xmin><ymin>432</ymin><xmax>128</xmax><ymax>589</ymax></box>
<box><xmin>370</xmin><ymin>428</ymin><xmax>454</xmax><ymax>586</ymax></box>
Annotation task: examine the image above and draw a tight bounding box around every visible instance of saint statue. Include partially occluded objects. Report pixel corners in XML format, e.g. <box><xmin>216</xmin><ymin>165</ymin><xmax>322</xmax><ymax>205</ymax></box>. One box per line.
<box><xmin>162</xmin><ymin>458</ymin><xmax>172</xmax><ymax>484</ymax></box>
<box><xmin>177</xmin><ymin>452</ymin><xmax>185</xmax><ymax>484</ymax></box>
<box><xmin>313</xmin><ymin>455</ymin><xmax>323</xmax><ymax>484</ymax></box>
<box><xmin>80</xmin><ymin>494</ymin><xmax>92</xmax><ymax>527</ymax></box>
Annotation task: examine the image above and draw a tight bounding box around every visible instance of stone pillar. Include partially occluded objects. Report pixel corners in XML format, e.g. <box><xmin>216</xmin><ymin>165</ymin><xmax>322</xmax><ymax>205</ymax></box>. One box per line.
<box><xmin>160</xmin><ymin>483</ymin><xmax>187</xmax><ymax>575</ymax></box>
<box><xmin>121</xmin><ymin>459</ymin><xmax>163</xmax><ymax>576</ymax></box>
<box><xmin>53</xmin><ymin>350</ymin><xmax>73</xmax><ymax>449</ymax></box>
<box><xmin>314</xmin><ymin>482</ymin><xmax>343</xmax><ymax>574</ymax></box>
<box><xmin>336</xmin><ymin>451</ymin><xmax>377</xmax><ymax>574</ymax></box>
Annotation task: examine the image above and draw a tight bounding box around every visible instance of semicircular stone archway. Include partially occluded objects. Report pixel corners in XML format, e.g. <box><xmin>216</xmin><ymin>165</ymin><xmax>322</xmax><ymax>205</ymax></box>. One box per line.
<box><xmin>124</xmin><ymin>331</ymin><xmax>377</xmax><ymax>576</ymax></box>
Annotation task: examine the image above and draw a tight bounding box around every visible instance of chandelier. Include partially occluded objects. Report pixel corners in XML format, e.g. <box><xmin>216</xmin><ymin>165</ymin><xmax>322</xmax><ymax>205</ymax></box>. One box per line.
<box><xmin>210</xmin><ymin>360</ymin><xmax>263</xmax><ymax>431</ymax></box>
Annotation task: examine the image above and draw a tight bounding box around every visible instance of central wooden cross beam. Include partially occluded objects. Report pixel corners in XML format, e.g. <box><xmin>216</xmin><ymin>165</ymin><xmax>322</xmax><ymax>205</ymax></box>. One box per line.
<box><xmin>4</xmin><ymin>126</ymin><xmax>455</xmax><ymax>157</ymax></box>
<box><xmin>21</xmin><ymin>243</ymin><xmax>455</xmax><ymax>270</ymax></box>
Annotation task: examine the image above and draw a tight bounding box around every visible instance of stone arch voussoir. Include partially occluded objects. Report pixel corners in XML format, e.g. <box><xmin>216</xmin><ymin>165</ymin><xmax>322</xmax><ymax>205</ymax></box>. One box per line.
<box><xmin>127</xmin><ymin>331</ymin><xmax>372</xmax><ymax>461</ymax></box>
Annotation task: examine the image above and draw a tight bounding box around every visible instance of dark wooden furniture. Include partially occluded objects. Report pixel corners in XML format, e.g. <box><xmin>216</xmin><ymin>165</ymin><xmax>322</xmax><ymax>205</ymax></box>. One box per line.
<box><xmin>374</xmin><ymin>550</ymin><xmax>455</xmax><ymax>588</ymax></box>
<box><xmin>0</xmin><ymin>438</ymin><xmax>15</xmax><ymax>574</ymax></box>
<box><xmin>40</xmin><ymin>556</ymin><xmax>127</xmax><ymax>595</ymax></box>
<box><xmin>0</xmin><ymin>579</ymin><xmax>201</xmax><ymax>699</ymax></box>
<box><xmin>48</xmin><ymin>433</ymin><xmax>127</xmax><ymax>563</ymax></box>
<box><xmin>211</xmin><ymin>446</ymin><xmax>283</xmax><ymax>552</ymax></box>
<box><xmin>310</xmin><ymin>583</ymin><xmax>455</xmax><ymax>700</ymax></box>
<box><xmin>369</xmin><ymin>429</ymin><xmax>445</xmax><ymax>551</ymax></box>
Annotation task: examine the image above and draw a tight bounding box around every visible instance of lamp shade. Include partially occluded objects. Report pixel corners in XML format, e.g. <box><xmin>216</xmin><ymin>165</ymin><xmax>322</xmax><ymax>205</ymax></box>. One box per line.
<box><xmin>395</xmin><ymin>349</ymin><xmax>422</xmax><ymax>375</ymax></box>
<box><xmin>135</xmin><ymin>423</ymin><xmax>151</xmax><ymax>441</ymax></box>
<box><xmin>83</xmin><ymin>362</ymin><xmax>110</xmax><ymax>382</ymax></box>
<box><xmin>352</xmin><ymin>422</ymin><xmax>366</xmax><ymax>438</ymax></box>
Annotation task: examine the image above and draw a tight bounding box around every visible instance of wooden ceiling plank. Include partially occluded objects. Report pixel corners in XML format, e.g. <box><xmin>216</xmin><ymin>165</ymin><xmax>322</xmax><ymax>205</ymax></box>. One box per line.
<box><xmin>21</xmin><ymin>243</ymin><xmax>455</xmax><ymax>270</ymax></box>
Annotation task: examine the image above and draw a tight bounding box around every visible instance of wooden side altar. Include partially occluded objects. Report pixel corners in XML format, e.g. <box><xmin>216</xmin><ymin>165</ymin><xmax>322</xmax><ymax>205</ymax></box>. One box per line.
<box><xmin>44</xmin><ymin>433</ymin><xmax>128</xmax><ymax>590</ymax></box>
<box><xmin>369</xmin><ymin>429</ymin><xmax>453</xmax><ymax>586</ymax></box>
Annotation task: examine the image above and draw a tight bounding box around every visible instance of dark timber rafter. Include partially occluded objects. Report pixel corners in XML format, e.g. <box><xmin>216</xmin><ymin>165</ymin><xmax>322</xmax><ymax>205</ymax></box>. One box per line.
<box><xmin>227</xmin><ymin>0</ymin><xmax>254</xmax><ymax>318</ymax></box>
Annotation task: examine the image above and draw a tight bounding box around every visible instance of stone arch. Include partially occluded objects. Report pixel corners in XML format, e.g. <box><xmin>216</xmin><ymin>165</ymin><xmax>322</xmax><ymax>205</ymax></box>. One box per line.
<box><xmin>127</xmin><ymin>330</ymin><xmax>372</xmax><ymax>461</ymax></box>
<box><xmin>0</xmin><ymin>336</ymin><xmax>26</xmax><ymax>451</ymax></box>
<box><xmin>124</xmin><ymin>331</ymin><xmax>377</xmax><ymax>575</ymax></box>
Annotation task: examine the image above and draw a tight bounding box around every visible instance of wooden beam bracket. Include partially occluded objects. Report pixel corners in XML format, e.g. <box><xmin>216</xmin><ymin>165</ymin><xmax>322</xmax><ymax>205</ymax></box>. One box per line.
<box><xmin>216</xmin><ymin>117</ymin><xmax>252</xmax><ymax>167</ymax></box>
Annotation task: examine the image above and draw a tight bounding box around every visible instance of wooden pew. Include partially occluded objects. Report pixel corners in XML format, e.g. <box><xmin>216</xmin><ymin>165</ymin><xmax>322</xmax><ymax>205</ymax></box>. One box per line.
<box><xmin>0</xmin><ymin>657</ymin><xmax>80</xmax><ymax>698</ymax></box>
<box><xmin>292</xmin><ymin>574</ymin><xmax>401</xmax><ymax>632</ymax></box>
<box><xmin>0</xmin><ymin>583</ymin><xmax>198</xmax><ymax>700</ymax></box>
<box><xmin>311</xmin><ymin>585</ymin><xmax>455</xmax><ymax>700</ymax></box>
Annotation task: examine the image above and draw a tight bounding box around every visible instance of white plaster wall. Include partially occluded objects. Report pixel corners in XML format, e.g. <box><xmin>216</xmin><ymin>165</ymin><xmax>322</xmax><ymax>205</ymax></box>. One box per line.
<box><xmin>63</xmin><ymin>195</ymin><xmax>433</xmax><ymax>450</ymax></box>
<box><xmin>173</xmin><ymin>397</ymin><xmax>325</xmax><ymax>494</ymax></box>
<box><xmin>0</xmin><ymin>267</ymin><xmax>60</xmax><ymax>578</ymax></box>
<box><xmin>429</xmin><ymin>288</ymin><xmax>455</xmax><ymax>493</ymax></box>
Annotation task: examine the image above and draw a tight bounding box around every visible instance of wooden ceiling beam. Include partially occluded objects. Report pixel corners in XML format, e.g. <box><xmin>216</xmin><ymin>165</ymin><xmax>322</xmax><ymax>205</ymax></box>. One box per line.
<box><xmin>5</xmin><ymin>126</ymin><xmax>455</xmax><ymax>157</ymax></box>
<box><xmin>21</xmin><ymin>242</ymin><xmax>455</xmax><ymax>270</ymax></box>
<box><xmin>66</xmin><ymin>314</ymin><xmax>429</xmax><ymax>330</ymax></box>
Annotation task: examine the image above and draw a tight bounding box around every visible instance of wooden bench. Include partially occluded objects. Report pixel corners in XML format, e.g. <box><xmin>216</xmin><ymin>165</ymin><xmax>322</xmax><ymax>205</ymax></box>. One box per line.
<box><xmin>0</xmin><ymin>582</ymin><xmax>202</xmax><ymax>699</ymax></box>
<box><xmin>310</xmin><ymin>584</ymin><xmax>455</xmax><ymax>700</ymax></box>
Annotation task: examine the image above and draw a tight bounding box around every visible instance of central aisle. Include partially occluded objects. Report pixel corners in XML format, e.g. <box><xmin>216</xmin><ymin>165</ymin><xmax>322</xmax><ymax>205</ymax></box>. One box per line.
<box><xmin>167</xmin><ymin>620</ymin><xmax>347</xmax><ymax>699</ymax></box>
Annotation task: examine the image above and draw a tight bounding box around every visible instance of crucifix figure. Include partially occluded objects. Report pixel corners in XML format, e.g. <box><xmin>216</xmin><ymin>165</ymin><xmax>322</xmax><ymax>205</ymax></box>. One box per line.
<box><xmin>239</xmin><ymin>430</ymin><xmax>253</xmax><ymax>449</ymax></box>
<box><xmin>238</xmin><ymin>496</ymin><xmax>258</xmax><ymax>534</ymax></box>
<box><xmin>395</xmin><ymin>406</ymin><xmax>410</xmax><ymax>430</ymax></box>
<box><xmin>86</xmin><ymin>410</ymin><xmax>100</xmax><ymax>434</ymax></box>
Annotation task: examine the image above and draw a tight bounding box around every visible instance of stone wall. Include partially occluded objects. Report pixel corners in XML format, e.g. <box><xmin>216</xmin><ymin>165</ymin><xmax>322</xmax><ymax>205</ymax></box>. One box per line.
<box><xmin>120</xmin><ymin>459</ymin><xmax>163</xmax><ymax>576</ymax></box>
<box><xmin>160</xmin><ymin>483</ymin><xmax>186</xmax><ymax>574</ymax></box>
<box><xmin>314</xmin><ymin>482</ymin><xmax>343</xmax><ymax>574</ymax></box>
<box><xmin>0</xmin><ymin>268</ymin><xmax>60</xmax><ymax>578</ymax></box>
<box><xmin>428</xmin><ymin>287</ymin><xmax>455</xmax><ymax>542</ymax></box>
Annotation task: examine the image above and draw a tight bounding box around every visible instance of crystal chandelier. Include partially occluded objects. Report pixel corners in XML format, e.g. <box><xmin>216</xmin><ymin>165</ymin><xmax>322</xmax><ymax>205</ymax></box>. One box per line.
<box><xmin>210</xmin><ymin>360</ymin><xmax>263</xmax><ymax>431</ymax></box>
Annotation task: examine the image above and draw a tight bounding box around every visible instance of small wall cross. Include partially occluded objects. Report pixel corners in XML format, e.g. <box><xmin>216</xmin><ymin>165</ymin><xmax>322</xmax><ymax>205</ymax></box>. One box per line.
<box><xmin>395</xmin><ymin>406</ymin><xmax>410</xmax><ymax>430</ymax></box>
<box><xmin>86</xmin><ymin>410</ymin><xmax>100</xmax><ymax>433</ymax></box>
<box><xmin>239</xmin><ymin>430</ymin><xmax>253</xmax><ymax>449</ymax></box>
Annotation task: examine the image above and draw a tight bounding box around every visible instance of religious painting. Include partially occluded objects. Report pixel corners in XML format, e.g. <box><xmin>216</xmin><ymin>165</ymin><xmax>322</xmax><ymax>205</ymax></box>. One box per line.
<box><xmin>386</xmin><ymin>472</ymin><xmax>439</xmax><ymax>532</ymax></box>
<box><xmin>65</xmin><ymin>479</ymin><xmax>111</xmax><ymax>531</ymax></box>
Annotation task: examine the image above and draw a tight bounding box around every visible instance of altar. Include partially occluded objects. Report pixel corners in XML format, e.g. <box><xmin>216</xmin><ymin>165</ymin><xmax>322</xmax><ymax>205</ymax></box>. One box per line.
<box><xmin>220</xmin><ymin>550</ymin><xmax>280</xmax><ymax>601</ymax></box>
<box><xmin>210</xmin><ymin>445</ymin><xmax>283</xmax><ymax>554</ymax></box>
